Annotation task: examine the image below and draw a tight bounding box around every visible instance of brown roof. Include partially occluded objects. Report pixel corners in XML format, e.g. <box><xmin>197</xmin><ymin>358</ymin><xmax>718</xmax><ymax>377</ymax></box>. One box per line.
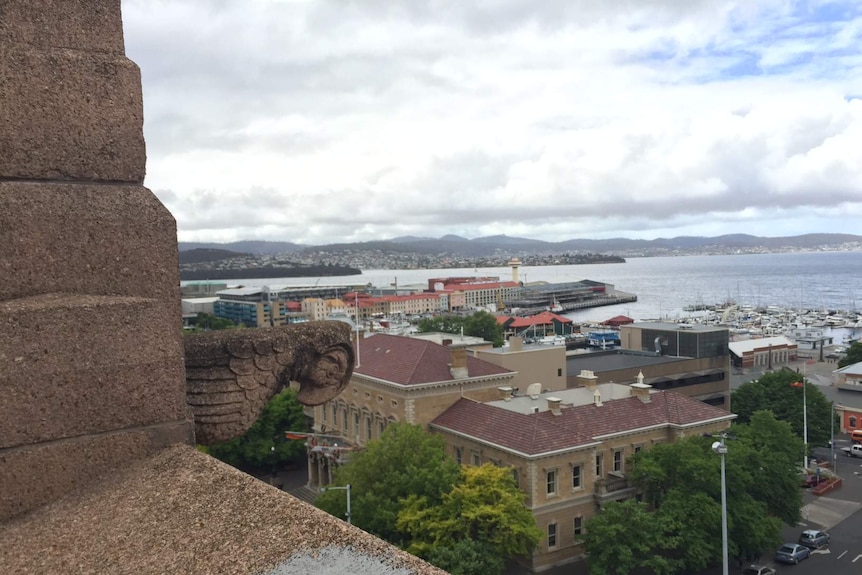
<box><xmin>355</xmin><ymin>334</ymin><xmax>512</xmax><ymax>385</ymax></box>
<box><xmin>431</xmin><ymin>392</ymin><xmax>732</xmax><ymax>456</ymax></box>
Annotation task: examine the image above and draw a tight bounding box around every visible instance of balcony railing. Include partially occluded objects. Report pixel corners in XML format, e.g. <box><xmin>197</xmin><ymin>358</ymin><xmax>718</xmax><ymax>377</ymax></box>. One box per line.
<box><xmin>594</xmin><ymin>473</ymin><xmax>629</xmax><ymax>495</ymax></box>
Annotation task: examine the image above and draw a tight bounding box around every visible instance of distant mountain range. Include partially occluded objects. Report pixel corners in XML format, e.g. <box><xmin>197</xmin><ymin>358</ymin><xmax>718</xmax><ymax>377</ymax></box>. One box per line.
<box><xmin>178</xmin><ymin>233</ymin><xmax>862</xmax><ymax>258</ymax></box>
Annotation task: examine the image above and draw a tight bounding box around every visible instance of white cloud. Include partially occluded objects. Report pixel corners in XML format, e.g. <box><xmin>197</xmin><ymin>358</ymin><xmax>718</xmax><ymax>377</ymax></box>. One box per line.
<box><xmin>122</xmin><ymin>0</ymin><xmax>862</xmax><ymax>244</ymax></box>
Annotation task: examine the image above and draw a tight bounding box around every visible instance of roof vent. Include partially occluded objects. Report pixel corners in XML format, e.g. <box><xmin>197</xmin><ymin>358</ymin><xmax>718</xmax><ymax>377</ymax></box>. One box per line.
<box><xmin>593</xmin><ymin>388</ymin><xmax>602</xmax><ymax>407</ymax></box>
<box><xmin>546</xmin><ymin>396</ymin><xmax>562</xmax><ymax>415</ymax></box>
<box><xmin>527</xmin><ymin>382</ymin><xmax>542</xmax><ymax>400</ymax></box>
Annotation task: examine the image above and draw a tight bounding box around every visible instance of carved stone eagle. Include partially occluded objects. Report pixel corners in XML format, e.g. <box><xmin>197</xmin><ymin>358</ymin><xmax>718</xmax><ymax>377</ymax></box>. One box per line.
<box><xmin>184</xmin><ymin>321</ymin><xmax>355</xmax><ymax>445</ymax></box>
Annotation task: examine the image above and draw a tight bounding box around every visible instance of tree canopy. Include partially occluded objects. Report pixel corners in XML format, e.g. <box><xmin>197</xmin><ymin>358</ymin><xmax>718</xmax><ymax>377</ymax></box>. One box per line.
<box><xmin>397</xmin><ymin>464</ymin><xmax>542</xmax><ymax>574</ymax></box>
<box><xmin>585</xmin><ymin>412</ymin><xmax>802</xmax><ymax>574</ymax></box>
<box><xmin>416</xmin><ymin>310</ymin><xmax>505</xmax><ymax>346</ymax></box>
<box><xmin>838</xmin><ymin>341</ymin><xmax>862</xmax><ymax>368</ymax></box>
<box><xmin>314</xmin><ymin>423</ymin><xmax>460</xmax><ymax>546</ymax></box>
<box><xmin>731</xmin><ymin>368</ymin><xmax>834</xmax><ymax>447</ymax></box>
<box><xmin>203</xmin><ymin>388</ymin><xmax>308</xmax><ymax>471</ymax></box>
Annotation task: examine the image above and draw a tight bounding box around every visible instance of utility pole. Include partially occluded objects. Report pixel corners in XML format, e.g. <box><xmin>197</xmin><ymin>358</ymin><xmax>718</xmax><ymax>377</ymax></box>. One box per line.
<box><xmin>321</xmin><ymin>483</ymin><xmax>351</xmax><ymax>524</ymax></box>
<box><xmin>713</xmin><ymin>436</ymin><xmax>729</xmax><ymax>575</ymax></box>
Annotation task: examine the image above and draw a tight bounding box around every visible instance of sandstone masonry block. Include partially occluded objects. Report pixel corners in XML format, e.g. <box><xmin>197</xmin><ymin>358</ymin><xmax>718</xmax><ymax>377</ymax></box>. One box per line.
<box><xmin>0</xmin><ymin>294</ymin><xmax>188</xmax><ymax>447</ymax></box>
<box><xmin>0</xmin><ymin>183</ymin><xmax>179</xmax><ymax>301</ymax></box>
<box><xmin>0</xmin><ymin>422</ymin><xmax>194</xmax><ymax>522</ymax></box>
<box><xmin>0</xmin><ymin>0</ymin><xmax>124</xmax><ymax>53</ymax></box>
<box><xmin>0</xmin><ymin>46</ymin><xmax>145</xmax><ymax>181</ymax></box>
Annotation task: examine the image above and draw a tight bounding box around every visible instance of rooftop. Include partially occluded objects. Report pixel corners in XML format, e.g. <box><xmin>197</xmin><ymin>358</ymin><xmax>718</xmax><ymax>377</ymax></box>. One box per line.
<box><xmin>566</xmin><ymin>350</ymin><xmax>686</xmax><ymax>371</ymax></box>
<box><xmin>627</xmin><ymin>322</ymin><xmax>729</xmax><ymax>333</ymax></box>
<box><xmin>431</xmin><ymin>389</ymin><xmax>734</xmax><ymax>457</ymax></box>
<box><xmin>356</xmin><ymin>333</ymin><xmax>512</xmax><ymax>386</ymax></box>
<box><xmin>728</xmin><ymin>336</ymin><xmax>797</xmax><ymax>355</ymax></box>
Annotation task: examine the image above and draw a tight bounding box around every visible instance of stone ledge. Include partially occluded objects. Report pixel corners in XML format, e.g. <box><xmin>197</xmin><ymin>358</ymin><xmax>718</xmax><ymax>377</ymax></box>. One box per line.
<box><xmin>0</xmin><ymin>46</ymin><xmax>145</xmax><ymax>181</ymax></box>
<box><xmin>0</xmin><ymin>445</ymin><xmax>447</xmax><ymax>574</ymax></box>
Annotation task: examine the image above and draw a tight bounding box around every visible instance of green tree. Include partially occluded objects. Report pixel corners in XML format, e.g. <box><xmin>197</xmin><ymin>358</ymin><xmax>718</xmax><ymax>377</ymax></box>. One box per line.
<box><xmin>416</xmin><ymin>311</ymin><xmax>505</xmax><ymax>346</ymax></box>
<box><xmin>417</xmin><ymin>314</ymin><xmax>465</xmax><ymax>335</ymax></box>
<box><xmin>191</xmin><ymin>312</ymin><xmax>241</xmax><ymax>331</ymax></box>
<box><xmin>315</xmin><ymin>423</ymin><xmax>460</xmax><ymax>546</ymax></box>
<box><xmin>463</xmin><ymin>310</ymin><xmax>505</xmax><ymax>346</ymax></box>
<box><xmin>583</xmin><ymin>499</ymin><xmax>676</xmax><ymax>575</ymax></box>
<box><xmin>397</xmin><ymin>464</ymin><xmax>542</xmax><ymax>573</ymax></box>
<box><xmin>425</xmin><ymin>540</ymin><xmax>504</xmax><ymax>575</ymax></box>
<box><xmin>731</xmin><ymin>368</ymin><xmax>834</xmax><ymax>447</ymax></box>
<box><xmin>591</xmin><ymin>413</ymin><xmax>802</xmax><ymax>573</ymax></box>
<box><xmin>204</xmin><ymin>388</ymin><xmax>308</xmax><ymax>470</ymax></box>
<box><xmin>838</xmin><ymin>341</ymin><xmax>862</xmax><ymax>368</ymax></box>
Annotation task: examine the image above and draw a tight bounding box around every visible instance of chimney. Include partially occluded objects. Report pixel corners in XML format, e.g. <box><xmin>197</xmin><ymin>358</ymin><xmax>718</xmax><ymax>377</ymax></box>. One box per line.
<box><xmin>546</xmin><ymin>396</ymin><xmax>562</xmax><ymax>415</ymax></box>
<box><xmin>497</xmin><ymin>386</ymin><xmax>513</xmax><ymax>401</ymax></box>
<box><xmin>593</xmin><ymin>388</ymin><xmax>602</xmax><ymax>407</ymax></box>
<box><xmin>630</xmin><ymin>382</ymin><xmax>652</xmax><ymax>403</ymax></box>
<box><xmin>576</xmin><ymin>369</ymin><xmax>598</xmax><ymax>390</ymax></box>
<box><xmin>508</xmin><ymin>336</ymin><xmax>523</xmax><ymax>352</ymax></box>
<box><xmin>449</xmin><ymin>347</ymin><xmax>469</xmax><ymax>379</ymax></box>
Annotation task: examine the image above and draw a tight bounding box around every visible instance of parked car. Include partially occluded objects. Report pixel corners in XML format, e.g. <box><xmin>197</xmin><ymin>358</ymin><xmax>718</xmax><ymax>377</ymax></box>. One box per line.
<box><xmin>742</xmin><ymin>566</ymin><xmax>776</xmax><ymax>575</ymax></box>
<box><xmin>775</xmin><ymin>542</ymin><xmax>811</xmax><ymax>564</ymax></box>
<box><xmin>798</xmin><ymin>529</ymin><xmax>830</xmax><ymax>549</ymax></box>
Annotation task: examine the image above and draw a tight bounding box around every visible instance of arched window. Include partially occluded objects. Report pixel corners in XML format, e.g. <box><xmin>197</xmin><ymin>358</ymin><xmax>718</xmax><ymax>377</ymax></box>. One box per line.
<box><xmin>851</xmin><ymin>416</ymin><xmax>858</xmax><ymax>428</ymax></box>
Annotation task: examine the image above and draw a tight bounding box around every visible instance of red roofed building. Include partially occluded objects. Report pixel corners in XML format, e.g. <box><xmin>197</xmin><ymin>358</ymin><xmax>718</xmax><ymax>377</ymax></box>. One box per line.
<box><xmin>430</xmin><ymin>376</ymin><xmax>734</xmax><ymax>572</ymax></box>
<box><xmin>309</xmin><ymin>333</ymin><xmax>516</xmax><ymax>485</ymax></box>
<box><xmin>308</xmin><ymin>332</ymin><xmax>733</xmax><ymax>572</ymax></box>
<box><xmin>602</xmin><ymin>315</ymin><xmax>634</xmax><ymax>327</ymax></box>
<box><xmin>500</xmin><ymin>311</ymin><xmax>576</xmax><ymax>341</ymax></box>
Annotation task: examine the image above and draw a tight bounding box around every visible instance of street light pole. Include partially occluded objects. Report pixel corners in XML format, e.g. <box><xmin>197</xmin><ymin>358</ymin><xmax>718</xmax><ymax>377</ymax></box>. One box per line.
<box><xmin>321</xmin><ymin>483</ymin><xmax>352</xmax><ymax>524</ymax></box>
<box><xmin>712</xmin><ymin>436</ymin><xmax>729</xmax><ymax>575</ymax></box>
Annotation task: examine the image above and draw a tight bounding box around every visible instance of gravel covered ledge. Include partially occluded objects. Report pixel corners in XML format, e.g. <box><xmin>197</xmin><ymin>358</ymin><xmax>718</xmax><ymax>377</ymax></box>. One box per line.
<box><xmin>0</xmin><ymin>445</ymin><xmax>448</xmax><ymax>575</ymax></box>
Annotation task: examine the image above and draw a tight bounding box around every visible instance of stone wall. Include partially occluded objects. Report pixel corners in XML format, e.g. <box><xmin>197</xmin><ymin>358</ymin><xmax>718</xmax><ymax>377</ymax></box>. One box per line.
<box><xmin>0</xmin><ymin>0</ymin><xmax>193</xmax><ymax>521</ymax></box>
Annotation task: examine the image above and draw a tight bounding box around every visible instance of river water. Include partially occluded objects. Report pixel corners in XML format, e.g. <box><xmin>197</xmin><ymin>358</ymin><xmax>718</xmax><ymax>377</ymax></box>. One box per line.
<box><xmin>217</xmin><ymin>251</ymin><xmax>862</xmax><ymax>324</ymax></box>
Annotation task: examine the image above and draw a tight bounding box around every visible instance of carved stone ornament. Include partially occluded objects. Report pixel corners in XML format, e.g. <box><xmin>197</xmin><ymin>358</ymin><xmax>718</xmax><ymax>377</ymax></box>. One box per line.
<box><xmin>185</xmin><ymin>321</ymin><xmax>355</xmax><ymax>445</ymax></box>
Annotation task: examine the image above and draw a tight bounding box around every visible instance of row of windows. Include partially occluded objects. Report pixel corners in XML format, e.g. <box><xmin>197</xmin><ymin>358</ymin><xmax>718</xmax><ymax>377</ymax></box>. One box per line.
<box><xmin>547</xmin><ymin>517</ymin><xmax>584</xmax><ymax>549</ymax></box>
<box><xmin>544</xmin><ymin>447</ymin><xmax>636</xmax><ymax>495</ymax></box>
<box><xmin>320</xmin><ymin>401</ymin><xmax>397</xmax><ymax>442</ymax></box>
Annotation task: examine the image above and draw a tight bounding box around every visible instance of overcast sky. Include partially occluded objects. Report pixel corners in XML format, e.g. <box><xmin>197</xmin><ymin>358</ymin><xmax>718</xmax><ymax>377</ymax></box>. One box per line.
<box><xmin>122</xmin><ymin>1</ymin><xmax>862</xmax><ymax>246</ymax></box>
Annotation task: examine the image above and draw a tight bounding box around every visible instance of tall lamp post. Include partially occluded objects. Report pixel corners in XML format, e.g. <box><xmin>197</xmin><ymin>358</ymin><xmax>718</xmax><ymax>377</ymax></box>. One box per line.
<box><xmin>711</xmin><ymin>435</ymin><xmax>729</xmax><ymax>575</ymax></box>
<box><xmin>321</xmin><ymin>483</ymin><xmax>352</xmax><ymax>524</ymax></box>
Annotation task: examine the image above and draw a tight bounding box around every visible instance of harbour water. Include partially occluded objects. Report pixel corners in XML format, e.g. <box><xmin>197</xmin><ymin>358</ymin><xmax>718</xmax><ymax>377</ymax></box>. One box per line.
<box><xmin>227</xmin><ymin>251</ymin><xmax>862</xmax><ymax>324</ymax></box>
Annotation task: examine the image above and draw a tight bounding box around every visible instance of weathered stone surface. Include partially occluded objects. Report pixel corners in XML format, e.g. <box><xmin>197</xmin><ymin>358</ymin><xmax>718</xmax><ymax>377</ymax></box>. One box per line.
<box><xmin>0</xmin><ymin>46</ymin><xmax>145</xmax><ymax>181</ymax></box>
<box><xmin>186</xmin><ymin>322</ymin><xmax>356</xmax><ymax>445</ymax></box>
<box><xmin>0</xmin><ymin>0</ymin><xmax>124</xmax><ymax>53</ymax></box>
<box><xmin>0</xmin><ymin>183</ymin><xmax>179</xmax><ymax>301</ymax></box>
<box><xmin>0</xmin><ymin>422</ymin><xmax>194</xmax><ymax>522</ymax></box>
<box><xmin>0</xmin><ymin>293</ymin><xmax>187</xmax><ymax>448</ymax></box>
<box><xmin>0</xmin><ymin>446</ymin><xmax>447</xmax><ymax>574</ymax></box>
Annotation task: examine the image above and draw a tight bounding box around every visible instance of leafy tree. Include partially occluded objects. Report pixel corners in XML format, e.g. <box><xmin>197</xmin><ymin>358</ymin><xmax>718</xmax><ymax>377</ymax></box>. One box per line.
<box><xmin>190</xmin><ymin>312</ymin><xmax>241</xmax><ymax>331</ymax></box>
<box><xmin>425</xmin><ymin>540</ymin><xmax>504</xmax><ymax>575</ymax></box>
<box><xmin>203</xmin><ymin>388</ymin><xmax>308</xmax><ymax>470</ymax></box>
<box><xmin>838</xmin><ymin>341</ymin><xmax>862</xmax><ymax>368</ymax></box>
<box><xmin>463</xmin><ymin>310</ymin><xmax>505</xmax><ymax>346</ymax></box>
<box><xmin>397</xmin><ymin>464</ymin><xmax>542</xmax><ymax>571</ymax></box>
<box><xmin>417</xmin><ymin>311</ymin><xmax>505</xmax><ymax>346</ymax></box>
<box><xmin>589</xmin><ymin>412</ymin><xmax>801</xmax><ymax>574</ymax></box>
<box><xmin>315</xmin><ymin>423</ymin><xmax>460</xmax><ymax>546</ymax></box>
<box><xmin>583</xmin><ymin>499</ymin><xmax>676</xmax><ymax>575</ymax></box>
<box><xmin>731</xmin><ymin>368</ymin><xmax>834</xmax><ymax>447</ymax></box>
<box><xmin>417</xmin><ymin>314</ymin><xmax>465</xmax><ymax>335</ymax></box>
